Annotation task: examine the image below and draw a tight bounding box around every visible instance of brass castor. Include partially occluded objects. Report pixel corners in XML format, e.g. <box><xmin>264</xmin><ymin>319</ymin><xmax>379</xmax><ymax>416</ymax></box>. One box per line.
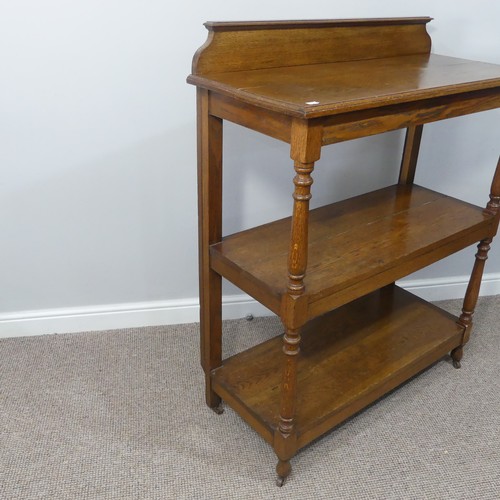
<box><xmin>276</xmin><ymin>476</ymin><xmax>286</xmax><ymax>487</ymax></box>
<box><xmin>450</xmin><ymin>346</ymin><xmax>463</xmax><ymax>370</ymax></box>
<box><xmin>275</xmin><ymin>459</ymin><xmax>291</xmax><ymax>487</ymax></box>
<box><xmin>211</xmin><ymin>403</ymin><xmax>224</xmax><ymax>415</ymax></box>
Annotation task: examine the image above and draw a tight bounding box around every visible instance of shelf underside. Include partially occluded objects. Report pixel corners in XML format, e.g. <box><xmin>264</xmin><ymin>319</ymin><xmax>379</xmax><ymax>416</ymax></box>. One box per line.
<box><xmin>212</xmin><ymin>286</ymin><xmax>464</xmax><ymax>449</ymax></box>
<box><xmin>211</xmin><ymin>184</ymin><xmax>494</xmax><ymax>318</ymax></box>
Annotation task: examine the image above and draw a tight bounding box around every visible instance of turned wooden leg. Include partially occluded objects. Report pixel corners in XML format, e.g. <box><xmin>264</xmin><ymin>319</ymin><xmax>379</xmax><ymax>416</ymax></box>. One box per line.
<box><xmin>275</xmin><ymin>326</ymin><xmax>301</xmax><ymax>486</ymax></box>
<box><xmin>452</xmin><ymin>156</ymin><xmax>500</xmax><ymax>368</ymax></box>
<box><xmin>452</xmin><ymin>238</ymin><xmax>491</xmax><ymax>368</ymax></box>
<box><xmin>197</xmin><ymin>88</ymin><xmax>224</xmax><ymax>412</ymax></box>
<box><xmin>274</xmin><ymin>156</ymin><xmax>310</xmax><ymax>482</ymax></box>
<box><xmin>274</xmin><ymin>119</ymin><xmax>322</xmax><ymax>486</ymax></box>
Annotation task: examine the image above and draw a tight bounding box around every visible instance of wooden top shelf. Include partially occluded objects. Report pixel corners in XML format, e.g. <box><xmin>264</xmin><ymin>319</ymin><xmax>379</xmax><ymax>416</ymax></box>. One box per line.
<box><xmin>189</xmin><ymin>54</ymin><xmax>500</xmax><ymax>118</ymax></box>
<box><xmin>210</xmin><ymin>185</ymin><xmax>496</xmax><ymax>319</ymax></box>
<box><xmin>187</xmin><ymin>18</ymin><xmax>500</xmax><ymax>118</ymax></box>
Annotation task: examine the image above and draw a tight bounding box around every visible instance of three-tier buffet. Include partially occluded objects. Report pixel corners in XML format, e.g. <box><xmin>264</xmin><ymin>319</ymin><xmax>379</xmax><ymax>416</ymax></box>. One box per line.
<box><xmin>187</xmin><ymin>18</ymin><xmax>500</xmax><ymax>485</ymax></box>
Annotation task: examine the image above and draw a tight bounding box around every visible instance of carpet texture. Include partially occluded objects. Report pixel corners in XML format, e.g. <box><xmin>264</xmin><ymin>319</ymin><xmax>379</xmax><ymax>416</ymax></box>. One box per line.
<box><xmin>1</xmin><ymin>296</ymin><xmax>499</xmax><ymax>499</ymax></box>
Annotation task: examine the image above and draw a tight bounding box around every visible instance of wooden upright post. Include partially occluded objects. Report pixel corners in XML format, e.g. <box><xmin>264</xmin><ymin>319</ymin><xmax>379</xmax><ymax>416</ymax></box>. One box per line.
<box><xmin>275</xmin><ymin>119</ymin><xmax>322</xmax><ymax>486</ymax></box>
<box><xmin>197</xmin><ymin>88</ymin><xmax>224</xmax><ymax>412</ymax></box>
<box><xmin>451</xmin><ymin>156</ymin><xmax>500</xmax><ymax>367</ymax></box>
<box><xmin>399</xmin><ymin>125</ymin><xmax>424</xmax><ymax>185</ymax></box>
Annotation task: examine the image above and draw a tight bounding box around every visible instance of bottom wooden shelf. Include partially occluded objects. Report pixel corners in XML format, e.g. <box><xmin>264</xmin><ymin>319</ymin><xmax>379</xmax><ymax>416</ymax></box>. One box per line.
<box><xmin>212</xmin><ymin>285</ymin><xmax>464</xmax><ymax>449</ymax></box>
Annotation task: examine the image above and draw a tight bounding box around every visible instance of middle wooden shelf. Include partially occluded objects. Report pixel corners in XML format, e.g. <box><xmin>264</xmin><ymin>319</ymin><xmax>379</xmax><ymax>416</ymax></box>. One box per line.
<box><xmin>210</xmin><ymin>184</ymin><xmax>495</xmax><ymax>320</ymax></box>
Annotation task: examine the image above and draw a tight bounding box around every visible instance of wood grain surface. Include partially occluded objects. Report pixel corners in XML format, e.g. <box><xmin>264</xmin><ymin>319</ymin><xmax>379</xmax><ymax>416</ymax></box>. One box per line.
<box><xmin>212</xmin><ymin>286</ymin><xmax>464</xmax><ymax>449</ymax></box>
<box><xmin>210</xmin><ymin>184</ymin><xmax>496</xmax><ymax>320</ymax></box>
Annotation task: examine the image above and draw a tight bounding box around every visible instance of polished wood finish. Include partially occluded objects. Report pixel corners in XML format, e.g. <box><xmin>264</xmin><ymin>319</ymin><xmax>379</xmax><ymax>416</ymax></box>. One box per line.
<box><xmin>211</xmin><ymin>185</ymin><xmax>496</xmax><ymax>320</ymax></box>
<box><xmin>189</xmin><ymin>54</ymin><xmax>500</xmax><ymax>119</ymax></box>
<box><xmin>208</xmin><ymin>88</ymin><xmax>500</xmax><ymax>146</ymax></box>
<box><xmin>188</xmin><ymin>18</ymin><xmax>500</xmax><ymax>485</ymax></box>
<box><xmin>320</xmin><ymin>87</ymin><xmax>500</xmax><ymax>144</ymax></box>
<box><xmin>192</xmin><ymin>18</ymin><xmax>432</xmax><ymax>75</ymax></box>
<box><xmin>452</xmin><ymin>157</ymin><xmax>500</xmax><ymax>367</ymax></box>
<box><xmin>399</xmin><ymin>125</ymin><xmax>424</xmax><ymax>184</ymax></box>
<box><xmin>485</xmin><ymin>156</ymin><xmax>500</xmax><ymax>222</ymax></box>
<box><xmin>197</xmin><ymin>88</ymin><xmax>223</xmax><ymax>410</ymax></box>
<box><xmin>209</xmin><ymin>93</ymin><xmax>292</xmax><ymax>143</ymax></box>
<box><xmin>275</xmin><ymin>119</ymin><xmax>322</xmax><ymax>468</ymax></box>
<box><xmin>213</xmin><ymin>286</ymin><xmax>464</xmax><ymax>447</ymax></box>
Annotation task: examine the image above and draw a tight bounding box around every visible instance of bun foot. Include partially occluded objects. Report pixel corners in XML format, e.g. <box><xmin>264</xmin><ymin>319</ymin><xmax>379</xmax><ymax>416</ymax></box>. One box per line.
<box><xmin>452</xmin><ymin>359</ymin><xmax>461</xmax><ymax>369</ymax></box>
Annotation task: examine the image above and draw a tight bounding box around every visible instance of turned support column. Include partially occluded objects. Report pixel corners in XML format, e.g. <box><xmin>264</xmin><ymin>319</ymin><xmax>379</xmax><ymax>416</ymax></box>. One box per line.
<box><xmin>275</xmin><ymin>119</ymin><xmax>322</xmax><ymax>486</ymax></box>
<box><xmin>451</xmin><ymin>156</ymin><xmax>500</xmax><ymax>368</ymax></box>
<box><xmin>277</xmin><ymin>159</ymin><xmax>313</xmax><ymax>437</ymax></box>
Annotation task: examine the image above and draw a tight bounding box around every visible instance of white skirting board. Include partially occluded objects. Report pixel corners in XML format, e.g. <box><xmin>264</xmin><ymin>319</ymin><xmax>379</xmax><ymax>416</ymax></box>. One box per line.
<box><xmin>1</xmin><ymin>273</ymin><xmax>499</xmax><ymax>338</ymax></box>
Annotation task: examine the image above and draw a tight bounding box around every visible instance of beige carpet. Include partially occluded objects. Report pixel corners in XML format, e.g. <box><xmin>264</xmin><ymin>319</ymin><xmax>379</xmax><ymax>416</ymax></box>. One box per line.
<box><xmin>1</xmin><ymin>296</ymin><xmax>499</xmax><ymax>499</ymax></box>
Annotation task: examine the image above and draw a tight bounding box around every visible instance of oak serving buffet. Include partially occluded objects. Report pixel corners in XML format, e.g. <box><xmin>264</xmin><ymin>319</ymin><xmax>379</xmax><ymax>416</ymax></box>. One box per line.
<box><xmin>187</xmin><ymin>18</ymin><xmax>500</xmax><ymax>485</ymax></box>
